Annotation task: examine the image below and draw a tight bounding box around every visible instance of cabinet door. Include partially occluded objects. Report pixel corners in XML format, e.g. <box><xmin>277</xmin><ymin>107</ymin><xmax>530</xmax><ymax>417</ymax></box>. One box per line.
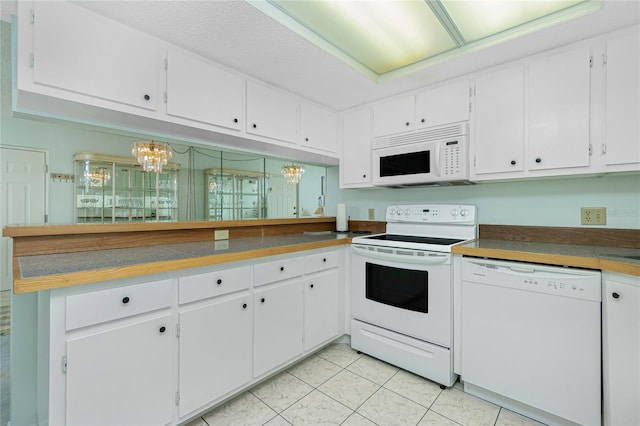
<box><xmin>304</xmin><ymin>270</ymin><xmax>340</xmax><ymax>350</ymax></box>
<box><xmin>246</xmin><ymin>81</ymin><xmax>298</xmax><ymax>143</ymax></box>
<box><xmin>473</xmin><ymin>66</ymin><xmax>525</xmax><ymax>176</ymax></box>
<box><xmin>179</xmin><ymin>294</ymin><xmax>252</xmax><ymax>417</ymax></box>
<box><xmin>528</xmin><ymin>47</ymin><xmax>591</xmax><ymax>171</ymax></box>
<box><xmin>166</xmin><ymin>48</ymin><xmax>242</xmax><ymax>131</ymax></box>
<box><xmin>604</xmin><ymin>31</ymin><xmax>640</xmax><ymax>167</ymax></box>
<box><xmin>416</xmin><ymin>80</ymin><xmax>470</xmax><ymax>129</ymax></box>
<box><xmin>341</xmin><ymin>107</ymin><xmax>372</xmax><ymax>187</ymax></box>
<box><xmin>300</xmin><ymin>102</ymin><xmax>338</xmax><ymax>154</ymax></box>
<box><xmin>372</xmin><ymin>95</ymin><xmax>415</xmax><ymax>137</ymax></box>
<box><xmin>66</xmin><ymin>315</ymin><xmax>173</xmax><ymax>426</ymax></box>
<box><xmin>33</xmin><ymin>2</ymin><xmax>161</xmax><ymax>111</ymax></box>
<box><xmin>254</xmin><ymin>281</ymin><xmax>303</xmax><ymax>377</ymax></box>
<box><xmin>602</xmin><ymin>275</ymin><xmax>640</xmax><ymax>426</ymax></box>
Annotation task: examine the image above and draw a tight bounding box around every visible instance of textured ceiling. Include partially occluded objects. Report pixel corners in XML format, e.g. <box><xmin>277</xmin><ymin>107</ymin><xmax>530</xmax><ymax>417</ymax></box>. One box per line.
<box><xmin>4</xmin><ymin>1</ymin><xmax>640</xmax><ymax>111</ymax></box>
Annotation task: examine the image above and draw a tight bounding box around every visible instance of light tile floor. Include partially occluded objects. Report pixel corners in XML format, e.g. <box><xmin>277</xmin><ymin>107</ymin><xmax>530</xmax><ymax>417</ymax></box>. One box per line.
<box><xmin>187</xmin><ymin>343</ymin><xmax>545</xmax><ymax>426</ymax></box>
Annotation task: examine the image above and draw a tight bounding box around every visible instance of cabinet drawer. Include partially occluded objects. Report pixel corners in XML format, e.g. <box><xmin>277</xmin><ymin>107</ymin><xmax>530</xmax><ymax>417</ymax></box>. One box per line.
<box><xmin>179</xmin><ymin>266</ymin><xmax>251</xmax><ymax>304</ymax></box>
<box><xmin>305</xmin><ymin>250</ymin><xmax>339</xmax><ymax>274</ymax></box>
<box><xmin>66</xmin><ymin>279</ymin><xmax>173</xmax><ymax>331</ymax></box>
<box><xmin>253</xmin><ymin>257</ymin><xmax>304</xmax><ymax>287</ymax></box>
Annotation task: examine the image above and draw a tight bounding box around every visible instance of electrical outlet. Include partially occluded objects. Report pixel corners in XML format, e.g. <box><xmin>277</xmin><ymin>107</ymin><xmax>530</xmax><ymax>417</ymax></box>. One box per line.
<box><xmin>214</xmin><ymin>230</ymin><xmax>229</xmax><ymax>240</ymax></box>
<box><xmin>581</xmin><ymin>207</ymin><xmax>607</xmax><ymax>225</ymax></box>
<box><xmin>368</xmin><ymin>208</ymin><xmax>375</xmax><ymax>220</ymax></box>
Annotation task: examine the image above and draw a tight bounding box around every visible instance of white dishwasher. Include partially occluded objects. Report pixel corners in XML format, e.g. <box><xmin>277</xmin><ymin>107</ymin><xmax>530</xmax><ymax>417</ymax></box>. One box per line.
<box><xmin>460</xmin><ymin>258</ymin><xmax>601</xmax><ymax>426</ymax></box>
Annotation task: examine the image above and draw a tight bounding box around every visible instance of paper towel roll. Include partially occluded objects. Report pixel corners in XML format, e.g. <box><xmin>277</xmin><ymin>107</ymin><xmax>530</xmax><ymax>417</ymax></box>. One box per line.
<box><xmin>336</xmin><ymin>203</ymin><xmax>348</xmax><ymax>232</ymax></box>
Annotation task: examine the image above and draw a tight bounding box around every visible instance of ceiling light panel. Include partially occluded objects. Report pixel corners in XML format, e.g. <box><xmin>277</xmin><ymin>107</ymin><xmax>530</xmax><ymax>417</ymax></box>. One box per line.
<box><xmin>442</xmin><ymin>0</ymin><xmax>591</xmax><ymax>42</ymax></box>
<box><xmin>271</xmin><ymin>0</ymin><xmax>457</xmax><ymax>75</ymax></box>
<box><xmin>256</xmin><ymin>0</ymin><xmax>602</xmax><ymax>81</ymax></box>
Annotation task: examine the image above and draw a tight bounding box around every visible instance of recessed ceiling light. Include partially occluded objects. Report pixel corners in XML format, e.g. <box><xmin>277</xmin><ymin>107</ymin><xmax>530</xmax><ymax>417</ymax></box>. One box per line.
<box><xmin>250</xmin><ymin>0</ymin><xmax>602</xmax><ymax>82</ymax></box>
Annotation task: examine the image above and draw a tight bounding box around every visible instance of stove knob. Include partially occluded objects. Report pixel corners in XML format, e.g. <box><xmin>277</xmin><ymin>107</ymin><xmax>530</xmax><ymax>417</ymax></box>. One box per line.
<box><xmin>396</xmin><ymin>208</ymin><xmax>403</xmax><ymax>216</ymax></box>
<box><xmin>460</xmin><ymin>209</ymin><xmax>469</xmax><ymax>217</ymax></box>
<box><xmin>404</xmin><ymin>208</ymin><xmax>411</xmax><ymax>216</ymax></box>
<box><xmin>451</xmin><ymin>209</ymin><xmax>459</xmax><ymax>217</ymax></box>
<box><xmin>390</xmin><ymin>208</ymin><xmax>396</xmax><ymax>215</ymax></box>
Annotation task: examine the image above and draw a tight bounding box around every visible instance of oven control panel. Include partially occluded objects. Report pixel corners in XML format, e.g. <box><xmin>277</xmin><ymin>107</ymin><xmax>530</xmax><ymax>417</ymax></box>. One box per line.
<box><xmin>386</xmin><ymin>204</ymin><xmax>476</xmax><ymax>223</ymax></box>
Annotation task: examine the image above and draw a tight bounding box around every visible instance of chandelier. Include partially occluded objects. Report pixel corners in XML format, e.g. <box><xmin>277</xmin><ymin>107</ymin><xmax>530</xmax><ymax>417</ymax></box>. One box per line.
<box><xmin>131</xmin><ymin>140</ymin><xmax>173</xmax><ymax>173</ymax></box>
<box><xmin>86</xmin><ymin>167</ymin><xmax>111</xmax><ymax>187</ymax></box>
<box><xmin>281</xmin><ymin>164</ymin><xmax>305</xmax><ymax>184</ymax></box>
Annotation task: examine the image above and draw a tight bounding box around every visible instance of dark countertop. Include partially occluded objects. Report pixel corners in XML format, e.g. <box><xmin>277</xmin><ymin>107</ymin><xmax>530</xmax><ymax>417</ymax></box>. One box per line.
<box><xmin>13</xmin><ymin>232</ymin><xmax>353</xmax><ymax>293</ymax></box>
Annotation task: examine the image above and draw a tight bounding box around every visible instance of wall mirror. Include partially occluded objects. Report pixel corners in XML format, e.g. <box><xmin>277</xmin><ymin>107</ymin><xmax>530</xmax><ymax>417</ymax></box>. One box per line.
<box><xmin>73</xmin><ymin>142</ymin><xmax>329</xmax><ymax>223</ymax></box>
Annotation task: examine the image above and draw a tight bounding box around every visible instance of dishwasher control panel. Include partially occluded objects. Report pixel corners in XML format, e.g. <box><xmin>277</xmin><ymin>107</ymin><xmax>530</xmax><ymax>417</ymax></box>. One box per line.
<box><xmin>461</xmin><ymin>258</ymin><xmax>602</xmax><ymax>302</ymax></box>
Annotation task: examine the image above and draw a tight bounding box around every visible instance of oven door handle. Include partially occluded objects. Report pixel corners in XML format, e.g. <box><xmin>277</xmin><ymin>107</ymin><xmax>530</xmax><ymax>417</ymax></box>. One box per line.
<box><xmin>351</xmin><ymin>244</ymin><xmax>450</xmax><ymax>265</ymax></box>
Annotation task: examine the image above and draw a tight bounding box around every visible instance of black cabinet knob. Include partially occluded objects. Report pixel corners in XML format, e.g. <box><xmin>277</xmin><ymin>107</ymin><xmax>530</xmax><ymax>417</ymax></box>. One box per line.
<box><xmin>510</xmin><ymin>160</ymin><xmax>516</xmax><ymax>165</ymax></box>
<box><xmin>261</xmin><ymin>298</ymin><xmax>265</xmax><ymax>303</ymax></box>
<box><xmin>535</xmin><ymin>158</ymin><xmax>542</xmax><ymax>163</ymax></box>
<box><xmin>143</xmin><ymin>94</ymin><xmax>150</xmax><ymax>101</ymax></box>
<box><xmin>217</xmin><ymin>279</ymin><xmax>222</xmax><ymax>285</ymax></box>
<box><xmin>363</xmin><ymin>174</ymin><xmax>367</xmax><ymax>178</ymax></box>
<box><xmin>233</xmin><ymin>118</ymin><xmax>238</xmax><ymax>123</ymax></box>
<box><xmin>159</xmin><ymin>326</ymin><xmax>166</xmax><ymax>334</ymax></box>
<box><xmin>280</xmin><ymin>266</ymin><xmax>285</xmax><ymax>272</ymax></box>
<box><xmin>242</xmin><ymin>303</ymin><xmax>247</xmax><ymax>309</ymax></box>
<box><xmin>122</xmin><ymin>297</ymin><xmax>130</xmax><ymax>304</ymax></box>
<box><xmin>421</xmin><ymin>118</ymin><xmax>425</xmax><ymax>123</ymax></box>
<box><xmin>405</xmin><ymin>122</ymin><xmax>410</xmax><ymax>126</ymax></box>
<box><xmin>612</xmin><ymin>292</ymin><xmax>620</xmax><ymax>299</ymax></box>
<box><xmin>323</xmin><ymin>258</ymin><xmax>327</xmax><ymax>262</ymax></box>
<box><xmin>305</xmin><ymin>137</ymin><xmax>309</xmax><ymax>142</ymax></box>
<box><xmin>252</xmin><ymin>123</ymin><xmax>257</xmax><ymax>128</ymax></box>
<box><xmin>310</xmin><ymin>284</ymin><xmax>314</xmax><ymax>289</ymax></box>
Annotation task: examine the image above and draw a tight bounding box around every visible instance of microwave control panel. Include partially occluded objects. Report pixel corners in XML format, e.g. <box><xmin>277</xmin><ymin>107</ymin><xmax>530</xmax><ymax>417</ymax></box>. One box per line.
<box><xmin>443</xmin><ymin>141</ymin><xmax>463</xmax><ymax>176</ymax></box>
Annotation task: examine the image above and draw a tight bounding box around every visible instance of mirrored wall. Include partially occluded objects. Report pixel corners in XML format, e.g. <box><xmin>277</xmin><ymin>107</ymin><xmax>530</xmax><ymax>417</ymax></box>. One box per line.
<box><xmin>74</xmin><ymin>142</ymin><xmax>329</xmax><ymax>223</ymax></box>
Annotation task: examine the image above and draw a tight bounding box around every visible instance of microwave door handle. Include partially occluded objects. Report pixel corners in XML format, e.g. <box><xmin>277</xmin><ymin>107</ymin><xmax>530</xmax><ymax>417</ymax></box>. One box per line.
<box><xmin>433</xmin><ymin>144</ymin><xmax>441</xmax><ymax>177</ymax></box>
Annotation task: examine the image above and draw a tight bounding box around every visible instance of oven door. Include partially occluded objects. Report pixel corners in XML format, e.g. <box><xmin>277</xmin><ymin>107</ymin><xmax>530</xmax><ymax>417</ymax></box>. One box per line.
<box><xmin>351</xmin><ymin>244</ymin><xmax>452</xmax><ymax>347</ymax></box>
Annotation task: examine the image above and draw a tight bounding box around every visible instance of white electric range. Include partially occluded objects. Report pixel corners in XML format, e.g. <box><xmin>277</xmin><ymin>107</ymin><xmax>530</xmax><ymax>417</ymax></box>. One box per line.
<box><xmin>350</xmin><ymin>204</ymin><xmax>477</xmax><ymax>387</ymax></box>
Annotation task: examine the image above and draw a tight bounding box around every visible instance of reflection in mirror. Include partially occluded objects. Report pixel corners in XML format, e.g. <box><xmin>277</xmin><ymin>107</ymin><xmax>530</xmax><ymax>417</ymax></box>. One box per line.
<box><xmin>163</xmin><ymin>143</ymin><xmax>327</xmax><ymax>221</ymax></box>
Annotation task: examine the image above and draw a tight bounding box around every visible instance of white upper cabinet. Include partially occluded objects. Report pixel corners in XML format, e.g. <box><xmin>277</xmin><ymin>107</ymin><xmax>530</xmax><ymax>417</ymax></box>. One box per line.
<box><xmin>30</xmin><ymin>1</ymin><xmax>162</xmax><ymax>111</ymax></box>
<box><xmin>473</xmin><ymin>65</ymin><xmax>525</xmax><ymax>176</ymax></box>
<box><xmin>341</xmin><ymin>107</ymin><xmax>373</xmax><ymax>188</ymax></box>
<box><xmin>166</xmin><ymin>48</ymin><xmax>242</xmax><ymax>131</ymax></box>
<box><xmin>416</xmin><ymin>80</ymin><xmax>470</xmax><ymax>130</ymax></box>
<box><xmin>300</xmin><ymin>102</ymin><xmax>338</xmax><ymax>154</ymax></box>
<box><xmin>527</xmin><ymin>46</ymin><xmax>592</xmax><ymax>171</ymax></box>
<box><xmin>603</xmin><ymin>30</ymin><xmax>640</xmax><ymax>168</ymax></box>
<box><xmin>372</xmin><ymin>95</ymin><xmax>415</xmax><ymax>137</ymax></box>
<box><xmin>246</xmin><ymin>81</ymin><xmax>299</xmax><ymax>144</ymax></box>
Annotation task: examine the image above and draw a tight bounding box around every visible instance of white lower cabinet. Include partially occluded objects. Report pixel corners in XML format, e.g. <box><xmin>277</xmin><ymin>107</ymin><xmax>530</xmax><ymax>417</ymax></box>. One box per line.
<box><xmin>304</xmin><ymin>270</ymin><xmax>340</xmax><ymax>351</ymax></box>
<box><xmin>65</xmin><ymin>315</ymin><xmax>174</xmax><ymax>426</ymax></box>
<box><xmin>254</xmin><ymin>280</ymin><xmax>304</xmax><ymax>377</ymax></box>
<box><xmin>40</xmin><ymin>247</ymin><xmax>343</xmax><ymax>425</ymax></box>
<box><xmin>602</xmin><ymin>271</ymin><xmax>640</xmax><ymax>426</ymax></box>
<box><xmin>178</xmin><ymin>293</ymin><xmax>252</xmax><ymax>417</ymax></box>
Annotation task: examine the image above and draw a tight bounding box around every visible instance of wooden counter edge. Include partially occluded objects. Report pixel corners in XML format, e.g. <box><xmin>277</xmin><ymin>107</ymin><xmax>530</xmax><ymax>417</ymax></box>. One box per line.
<box><xmin>3</xmin><ymin>217</ymin><xmax>337</xmax><ymax>237</ymax></box>
<box><xmin>453</xmin><ymin>245</ymin><xmax>640</xmax><ymax>277</ymax></box>
<box><xmin>13</xmin><ymin>238</ymin><xmax>351</xmax><ymax>294</ymax></box>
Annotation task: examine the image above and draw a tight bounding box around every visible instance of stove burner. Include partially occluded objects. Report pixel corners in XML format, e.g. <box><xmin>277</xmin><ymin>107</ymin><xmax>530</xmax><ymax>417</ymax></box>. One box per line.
<box><xmin>364</xmin><ymin>234</ymin><xmax>464</xmax><ymax>246</ymax></box>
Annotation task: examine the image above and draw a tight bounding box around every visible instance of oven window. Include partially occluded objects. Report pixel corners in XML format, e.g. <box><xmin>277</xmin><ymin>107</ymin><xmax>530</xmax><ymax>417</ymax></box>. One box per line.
<box><xmin>380</xmin><ymin>150</ymin><xmax>430</xmax><ymax>177</ymax></box>
<box><xmin>365</xmin><ymin>263</ymin><xmax>428</xmax><ymax>313</ymax></box>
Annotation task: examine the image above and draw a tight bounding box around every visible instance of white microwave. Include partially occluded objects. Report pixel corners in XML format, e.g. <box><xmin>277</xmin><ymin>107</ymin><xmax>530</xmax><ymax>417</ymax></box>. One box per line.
<box><xmin>372</xmin><ymin>124</ymin><xmax>470</xmax><ymax>186</ymax></box>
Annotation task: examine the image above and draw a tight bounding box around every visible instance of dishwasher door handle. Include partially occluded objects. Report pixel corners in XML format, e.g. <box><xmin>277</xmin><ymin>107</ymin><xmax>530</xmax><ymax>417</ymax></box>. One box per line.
<box><xmin>508</xmin><ymin>266</ymin><xmax>536</xmax><ymax>274</ymax></box>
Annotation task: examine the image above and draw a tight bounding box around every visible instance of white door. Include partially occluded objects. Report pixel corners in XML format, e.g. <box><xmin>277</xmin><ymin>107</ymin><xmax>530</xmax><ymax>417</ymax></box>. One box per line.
<box><xmin>267</xmin><ymin>176</ymin><xmax>297</xmax><ymax>218</ymax></box>
<box><xmin>0</xmin><ymin>147</ymin><xmax>47</xmax><ymax>291</ymax></box>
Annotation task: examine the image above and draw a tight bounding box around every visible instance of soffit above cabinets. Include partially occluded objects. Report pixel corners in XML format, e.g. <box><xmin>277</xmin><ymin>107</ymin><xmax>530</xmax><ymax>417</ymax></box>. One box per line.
<box><xmin>258</xmin><ymin>0</ymin><xmax>601</xmax><ymax>82</ymax></box>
